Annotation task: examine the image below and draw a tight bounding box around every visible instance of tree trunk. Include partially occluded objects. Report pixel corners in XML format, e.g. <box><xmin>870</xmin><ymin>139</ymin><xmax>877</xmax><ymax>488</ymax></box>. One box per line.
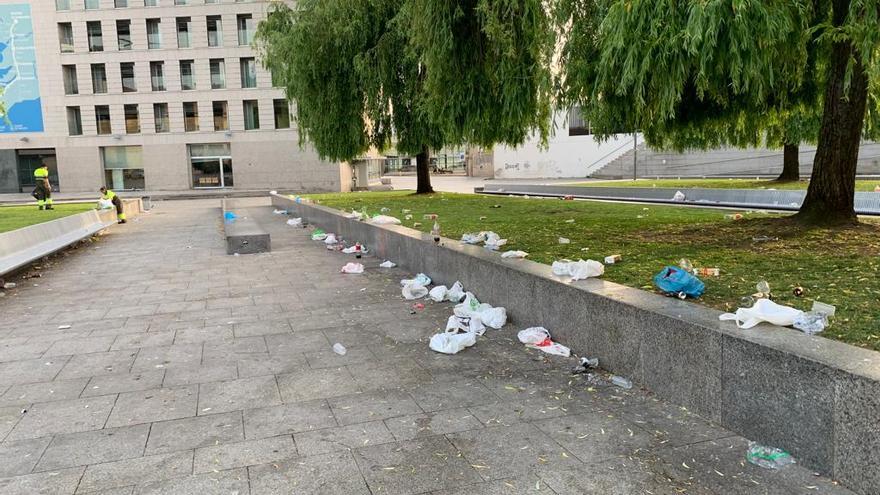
<box><xmin>776</xmin><ymin>143</ymin><xmax>800</xmax><ymax>182</ymax></box>
<box><xmin>797</xmin><ymin>0</ymin><xmax>868</xmax><ymax>224</ymax></box>
<box><xmin>415</xmin><ymin>146</ymin><xmax>433</xmax><ymax>194</ymax></box>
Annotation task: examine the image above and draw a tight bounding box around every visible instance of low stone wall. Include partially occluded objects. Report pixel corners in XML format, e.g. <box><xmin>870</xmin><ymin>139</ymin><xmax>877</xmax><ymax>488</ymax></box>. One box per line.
<box><xmin>221</xmin><ymin>199</ymin><xmax>270</xmax><ymax>255</ymax></box>
<box><xmin>272</xmin><ymin>193</ymin><xmax>880</xmax><ymax>495</ymax></box>
<box><xmin>0</xmin><ymin>199</ymin><xmax>142</xmax><ymax>277</ymax></box>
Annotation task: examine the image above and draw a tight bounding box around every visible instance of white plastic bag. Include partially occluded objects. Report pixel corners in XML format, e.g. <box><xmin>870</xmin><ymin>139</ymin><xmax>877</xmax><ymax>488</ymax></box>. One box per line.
<box><xmin>286</xmin><ymin>218</ymin><xmax>303</xmax><ymax>227</ymax></box>
<box><xmin>568</xmin><ymin>260</ymin><xmax>605</xmax><ymax>280</ymax></box>
<box><xmin>345</xmin><ymin>211</ymin><xmax>365</xmax><ymax>220</ymax></box>
<box><xmin>98</xmin><ymin>198</ymin><xmax>114</xmax><ymax>210</ymax></box>
<box><xmin>273</xmin><ymin>209</ymin><xmax>288</xmax><ymax>215</ymax></box>
<box><xmin>342</xmin><ymin>246</ymin><xmax>357</xmax><ymax>254</ymax></box>
<box><xmin>719</xmin><ymin>299</ymin><xmax>804</xmax><ymax>329</ymax></box>
<box><xmin>461</xmin><ymin>232</ymin><xmax>487</xmax><ymax>245</ymax></box>
<box><xmin>429</xmin><ymin>331</ymin><xmax>476</xmax><ymax>354</ymax></box>
<box><xmin>429</xmin><ymin>286</ymin><xmax>448</xmax><ymax>302</ymax></box>
<box><xmin>402</xmin><ymin>283</ymin><xmax>429</xmax><ymax>300</ymax></box>
<box><xmin>324</xmin><ymin>234</ymin><xmax>338</xmax><ymax>245</ymax></box>
<box><xmin>558</xmin><ymin>237</ymin><xmax>571</xmax><ymax>244</ymax></box>
<box><xmin>501</xmin><ymin>250</ymin><xmax>529</xmax><ymax>259</ymax></box>
<box><xmin>447</xmin><ymin>281</ymin><xmax>465</xmax><ymax>302</ymax></box>
<box><xmin>370</xmin><ymin>215</ymin><xmax>401</xmax><ymax>225</ymax></box>
<box><xmin>340</xmin><ymin>262</ymin><xmax>364</xmax><ymax>274</ymax></box>
<box><xmin>672</xmin><ymin>190</ymin><xmax>686</xmax><ymax>202</ymax></box>
<box><xmin>401</xmin><ymin>273</ymin><xmax>431</xmax><ymax>287</ymax></box>
<box><xmin>379</xmin><ymin>260</ymin><xmax>397</xmax><ymax>268</ymax></box>
<box><xmin>552</xmin><ymin>260</ymin><xmax>573</xmax><ymax>276</ymax></box>
<box><xmin>446</xmin><ymin>315</ymin><xmax>485</xmax><ymax>336</ymax></box>
<box><xmin>484</xmin><ymin>232</ymin><xmax>508</xmax><ymax>251</ymax></box>
<box><xmin>453</xmin><ymin>293</ymin><xmax>507</xmax><ymax>329</ymax></box>
<box><xmin>517</xmin><ymin>327</ymin><xmax>570</xmax><ymax>357</ymax></box>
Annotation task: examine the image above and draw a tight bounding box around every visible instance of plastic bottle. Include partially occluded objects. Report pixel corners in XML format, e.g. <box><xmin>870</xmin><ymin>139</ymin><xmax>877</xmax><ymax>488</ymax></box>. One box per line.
<box><xmin>746</xmin><ymin>442</ymin><xmax>795</xmax><ymax>469</ymax></box>
<box><xmin>756</xmin><ymin>280</ymin><xmax>771</xmax><ymax>295</ymax></box>
<box><xmin>431</xmin><ymin>221</ymin><xmax>441</xmax><ymax>243</ymax></box>
<box><xmin>610</xmin><ymin>375</ymin><xmax>632</xmax><ymax>389</ymax></box>
<box><xmin>740</xmin><ymin>295</ymin><xmax>756</xmax><ymax>308</ymax></box>
<box><xmin>678</xmin><ymin>258</ymin><xmax>694</xmax><ymax>273</ymax></box>
<box><xmin>332</xmin><ymin>343</ymin><xmax>347</xmax><ymax>355</ymax></box>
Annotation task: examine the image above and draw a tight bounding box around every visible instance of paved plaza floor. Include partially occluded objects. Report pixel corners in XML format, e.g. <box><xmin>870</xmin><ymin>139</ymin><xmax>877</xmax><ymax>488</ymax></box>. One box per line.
<box><xmin>0</xmin><ymin>199</ymin><xmax>855</xmax><ymax>494</ymax></box>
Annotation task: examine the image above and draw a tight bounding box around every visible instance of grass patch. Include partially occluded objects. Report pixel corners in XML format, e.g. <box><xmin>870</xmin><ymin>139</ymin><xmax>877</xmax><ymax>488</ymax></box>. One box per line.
<box><xmin>0</xmin><ymin>203</ymin><xmax>96</xmax><ymax>233</ymax></box>
<box><xmin>578</xmin><ymin>178</ymin><xmax>880</xmax><ymax>191</ymax></box>
<box><xmin>305</xmin><ymin>190</ymin><xmax>880</xmax><ymax>351</ymax></box>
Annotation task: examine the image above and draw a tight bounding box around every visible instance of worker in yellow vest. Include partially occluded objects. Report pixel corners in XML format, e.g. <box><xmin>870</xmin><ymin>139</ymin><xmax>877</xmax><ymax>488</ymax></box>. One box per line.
<box><xmin>33</xmin><ymin>164</ymin><xmax>53</xmax><ymax>210</ymax></box>
<box><xmin>99</xmin><ymin>186</ymin><xmax>126</xmax><ymax>224</ymax></box>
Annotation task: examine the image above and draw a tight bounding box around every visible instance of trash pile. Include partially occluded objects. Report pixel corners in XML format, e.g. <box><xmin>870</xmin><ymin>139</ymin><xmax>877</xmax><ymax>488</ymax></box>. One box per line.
<box><xmin>720</xmin><ymin>298</ymin><xmax>833</xmax><ymax>335</ymax></box>
<box><xmin>517</xmin><ymin>327</ymin><xmax>570</xmax><ymax>357</ymax></box>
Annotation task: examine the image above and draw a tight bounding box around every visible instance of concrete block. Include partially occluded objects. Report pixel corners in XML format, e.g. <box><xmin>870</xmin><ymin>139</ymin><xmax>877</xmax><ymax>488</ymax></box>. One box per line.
<box><xmin>834</xmin><ymin>374</ymin><xmax>880</xmax><ymax>494</ymax></box>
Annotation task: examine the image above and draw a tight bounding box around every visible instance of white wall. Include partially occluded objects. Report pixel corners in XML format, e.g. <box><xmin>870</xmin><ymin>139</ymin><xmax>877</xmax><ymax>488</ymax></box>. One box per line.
<box><xmin>493</xmin><ymin>112</ymin><xmax>636</xmax><ymax>179</ymax></box>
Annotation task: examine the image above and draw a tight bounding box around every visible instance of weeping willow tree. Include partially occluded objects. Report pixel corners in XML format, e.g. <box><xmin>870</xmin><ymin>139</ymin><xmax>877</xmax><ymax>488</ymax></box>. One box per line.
<box><xmin>256</xmin><ymin>0</ymin><xmax>553</xmax><ymax>194</ymax></box>
<box><xmin>556</xmin><ymin>0</ymin><xmax>880</xmax><ymax>224</ymax></box>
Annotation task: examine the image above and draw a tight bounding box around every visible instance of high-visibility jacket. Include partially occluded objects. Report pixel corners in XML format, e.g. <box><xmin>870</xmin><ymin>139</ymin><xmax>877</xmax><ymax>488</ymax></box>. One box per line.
<box><xmin>102</xmin><ymin>189</ymin><xmax>117</xmax><ymax>201</ymax></box>
<box><xmin>34</xmin><ymin>168</ymin><xmax>49</xmax><ymax>180</ymax></box>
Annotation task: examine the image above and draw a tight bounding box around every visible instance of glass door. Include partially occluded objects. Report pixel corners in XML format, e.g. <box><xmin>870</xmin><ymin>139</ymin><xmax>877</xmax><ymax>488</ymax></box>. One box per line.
<box><xmin>222</xmin><ymin>158</ymin><xmax>233</xmax><ymax>187</ymax></box>
<box><xmin>191</xmin><ymin>157</ymin><xmax>223</xmax><ymax>188</ymax></box>
<box><xmin>189</xmin><ymin>143</ymin><xmax>233</xmax><ymax>188</ymax></box>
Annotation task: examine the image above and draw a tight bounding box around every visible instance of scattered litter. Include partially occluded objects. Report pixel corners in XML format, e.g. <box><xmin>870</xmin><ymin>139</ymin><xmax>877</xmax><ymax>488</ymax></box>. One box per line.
<box><xmin>563</xmin><ymin>195</ymin><xmax>574</xmax><ymax>201</ymax></box>
<box><xmin>454</xmin><ymin>292</ymin><xmax>507</xmax><ymax>329</ymax></box>
<box><xmin>812</xmin><ymin>301</ymin><xmax>836</xmax><ymax>317</ymax></box>
<box><xmin>411</xmin><ymin>302</ymin><xmax>425</xmax><ymax>312</ymax></box>
<box><xmin>402</xmin><ymin>209</ymin><xmax>411</xmax><ymax>214</ymax></box>
<box><xmin>429</xmin><ymin>286</ymin><xmax>448</xmax><ymax>302</ymax></box>
<box><xmin>380</xmin><ymin>207</ymin><xmax>391</xmax><ymax>213</ymax></box>
<box><xmin>370</xmin><ymin>215</ymin><xmax>402</xmax><ymax>225</ymax></box>
<box><xmin>3</xmin><ymin>282</ymin><xmax>16</xmax><ymax>289</ymax></box>
<box><xmin>57</xmin><ymin>325</ymin><xmax>71</xmax><ymax>330</ymax></box>
<box><xmin>695</xmin><ymin>267</ymin><xmax>720</xmax><ymax>277</ymax></box>
<box><xmin>401</xmin><ymin>273</ymin><xmax>431</xmax><ymax>287</ymax></box>
<box><xmin>431</xmin><ymin>221</ymin><xmax>442</xmax><ymax>242</ymax></box>
<box><xmin>678</xmin><ymin>258</ymin><xmax>694</xmax><ymax>273</ymax></box>
<box><xmin>413</xmin><ymin>222</ymin><xmax>422</xmax><ymax>227</ymax></box>
<box><xmin>286</xmin><ymin>218</ymin><xmax>303</xmax><ymax>227</ymax></box>
<box><xmin>233</xmin><ymin>253</ymin><xmax>240</xmax><ymax>257</ymax></box>
<box><xmin>404</xmin><ymin>215</ymin><xmax>413</xmax><ymax>220</ymax></box>
<box><xmin>429</xmin><ymin>330</ymin><xmax>476</xmax><ymax>355</ymax></box>
<box><xmin>273</xmin><ymin>209</ymin><xmax>288</xmax><ymax>215</ymax></box>
<box><xmin>571</xmin><ymin>357</ymin><xmax>599</xmax><ymax>374</ymax></box>
<box><xmin>719</xmin><ymin>299</ymin><xmax>802</xmax><ymax>329</ymax></box>
<box><xmin>447</xmin><ymin>281</ymin><xmax>465</xmax><ymax>303</ymax></box>
<box><xmin>340</xmin><ymin>263</ymin><xmax>364</xmax><ymax>274</ymax></box>
<box><xmin>311</xmin><ymin>229</ymin><xmax>327</xmax><ymax>241</ymax></box>
<box><xmin>342</xmin><ymin>243</ymin><xmax>367</xmax><ymax>256</ymax></box>
<box><xmin>423</xmin><ymin>214</ymin><xmax>438</xmax><ymax>220</ymax></box>
<box><xmin>402</xmin><ymin>282</ymin><xmax>428</xmax><ymax>300</ymax></box>
<box><xmin>792</xmin><ymin>286</ymin><xmax>805</xmax><ymax>297</ymax></box>
<box><xmin>345</xmin><ymin>210</ymin><xmax>365</xmax><ymax>220</ymax></box>
<box><xmin>491</xmin><ymin>204</ymin><xmax>501</xmax><ymax>208</ymax></box>
<box><xmin>484</xmin><ymin>232</ymin><xmax>507</xmax><ymax>251</ymax></box>
<box><xmin>558</xmin><ymin>237</ymin><xmax>571</xmax><ymax>244</ymax></box>
<box><xmin>501</xmin><ymin>250</ymin><xmax>529</xmax><ymax>259</ymax></box>
<box><xmin>654</xmin><ymin>266</ymin><xmax>705</xmax><ymax>299</ymax></box>
<box><xmin>724</xmin><ymin>213</ymin><xmax>744</xmax><ymax>220</ymax></box>
<box><xmin>223</xmin><ymin>211</ymin><xmax>237</xmax><ymax>222</ymax></box>
<box><xmin>324</xmin><ymin>234</ymin><xmax>338</xmax><ymax>245</ymax></box>
<box><xmin>610</xmin><ymin>375</ymin><xmax>633</xmax><ymax>389</ymax></box>
<box><xmin>752</xmin><ymin>235</ymin><xmax>778</xmax><ymax>242</ymax></box>
<box><xmin>792</xmin><ymin>311</ymin><xmax>828</xmax><ymax>335</ymax></box>
<box><xmin>672</xmin><ymin>191</ymin><xmax>686</xmax><ymax>202</ymax></box>
<box><xmin>552</xmin><ymin>259</ymin><xmax>604</xmax><ymax>280</ymax></box>
<box><xmin>604</xmin><ymin>255</ymin><xmax>621</xmax><ymax>264</ymax></box>
<box><xmin>461</xmin><ymin>232</ymin><xmax>488</xmax><ymax>245</ymax></box>
<box><xmin>379</xmin><ymin>260</ymin><xmax>397</xmax><ymax>268</ymax></box>
<box><xmin>747</xmin><ymin>442</ymin><xmax>795</xmax><ymax>469</ymax></box>
<box><xmin>332</xmin><ymin>343</ymin><xmax>347</xmax><ymax>355</ymax></box>
<box><xmin>517</xmin><ymin>327</ymin><xmax>570</xmax><ymax>357</ymax></box>
<box><xmin>446</xmin><ymin>314</ymin><xmax>485</xmax><ymax>336</ymax></box>
<box><xmin>565</xmin><ymin>219</ymin><xmax>575</xmax><ymax>223</ymax></box>
<box><xmin>756</xmin><ymin>280</ymin><xmax>771</xmax><ymax>297</ymax></box>
<box><xmin>479</xmin><ymin>216</ymin><xmax>487</xmax><ymax>220</ymax></box>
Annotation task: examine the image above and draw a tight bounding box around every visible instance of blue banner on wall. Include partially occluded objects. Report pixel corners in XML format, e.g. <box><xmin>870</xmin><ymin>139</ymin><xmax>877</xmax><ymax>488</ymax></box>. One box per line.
<box><xmin>0</xmin><ymin>4</ymin><xmax>44</xmax><ymax>133</ymax></box>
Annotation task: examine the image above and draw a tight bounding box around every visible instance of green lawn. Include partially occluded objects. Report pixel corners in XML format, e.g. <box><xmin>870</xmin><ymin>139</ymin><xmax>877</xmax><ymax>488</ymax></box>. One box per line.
<box><xmin>577</xmin><ymin>178</ymin><xmax>880</xmax><ymax>191</ymax></box>
<box><xmin>305</xmin><ymin>191</ymin><xmax>880</xmax><ymax>351</ymax></box>
<box><xmin>0</xmin><ymin>203</ymin><xmax>96</xmax><ymax>233</ymax></box>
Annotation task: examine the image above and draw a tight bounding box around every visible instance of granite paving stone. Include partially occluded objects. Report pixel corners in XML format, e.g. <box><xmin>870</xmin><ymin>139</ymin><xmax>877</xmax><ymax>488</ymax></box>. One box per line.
<box><xmin>0</xmin><ymin>379</ymin><xmax>89</xmax><ymax>407</ymax></box>
<box><xmin>82</xmin><ymin>371</ymin><xmax>166</xmax><ymax>398</ymax></box>
<box><xmin>35</xmin><ymin>424</ymin><xmax>150</xmax><ymax>471</ymax></box>
<box><xmin>248</xmin><ymin>451</ymin><xmax>370</xmax><ymax>494</ymax></box>
<box><xmin>243</xmin><ymin>400</ymin><xmax>337</xmax><ymax>440</ymax></box>
<box><xmin>0</xmin><ymin>436</ymin><xmax>52</xmax><ymax>477</ymax></box>
<box><xmin>105</xmin><ymin>386</ymin><xmax>198</xmax><ymax>427</ymax></box>
<box><xmin>327</xmin><ymin>390</ymin><xmax>422</xmax><ymax>426</ymax></box>
<box><xmin>0</xmin><ymin>466</ymin><xmax>85</xmax><ymax>495</ymax></box>
<box><xmin>132</xmin><ymin>467</ymin><xmax>250</xmax><ymax>495</ymax></box>
<box><xmin>193</xmin><ymin>435</ymin><xmax>297</xmax><ymax>473</ymax></box>
<box><xmin>6</xmin><ymin>395</ymin><xmax>117</xmax><ymax>440</ymax></box>
<box><xmin>294</xmin><ymin>420</ymin><xmax>396</xmax><ymax>456</ymax></box>
<box><xmin>197</xmin><ymin>376</ymin><xmax>281</xmax><ymax>415</ymax></box>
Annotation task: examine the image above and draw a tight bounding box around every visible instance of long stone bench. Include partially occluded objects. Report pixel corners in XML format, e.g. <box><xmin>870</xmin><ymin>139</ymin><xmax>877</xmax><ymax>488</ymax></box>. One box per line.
<box><xmin>221</xmin><ymin>198</ymin><xmax>271</xmax><ymax>255</ymax></box>
<box><xmin>271</xmin><ymin>192</ymin><xmax>880</xmax><ymax>495</ymax></box>
<box><xmin>0</xmin><ymin>199</ymin><xmax>142</xmax><ymax>278</ymax></box>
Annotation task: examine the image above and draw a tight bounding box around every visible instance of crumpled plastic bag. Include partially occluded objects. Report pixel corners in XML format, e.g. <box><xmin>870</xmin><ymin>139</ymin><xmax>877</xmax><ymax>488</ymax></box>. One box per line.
<box><xmin>672</xmin><ymin>190</ymin><xmax>686</xmax><ymax>202</ymax></box>
<box><xmin>429</xmin><ymin>286</ymin><xmax>448</xmax><ymax>302</ymax></box>
<box><xmin>311</xmin><ymin>229</ymin><xmax>327</xmax><ymax>241</ymax></box>
<box><xmin>370</xmin><ymin>215</ymin><xmax>401</xmax><ymax>225</ymax></box>
<box><xmin>340</xmin><ymin>262</ymin><xmax>364</xmax><ymax>274</ymax></box>
<box><xmin>501</xmin><ymin>250</ymin><xmax>529</xmax><ymax>259</ymax></box>
<box><xmin>447</xmin><ymin>281</ymin><xmax>465</xmax><ymax>302</ymax></box>
<box><xmin>324</xmin><ymin>234</ymin><xmax>338</xmax><ymax>245</ymax></box>
<box><xmin>273</xmin><ymin>209</ymin><xmax>288</xmax><ymax>215</ymax></box>
<box><xmin>401</xmin><ymin>273</ymin><xmax>431</xmax><ymax>287</ymax></box>
<box><xmin>98</xmin><ymin>199</ymin><xmax>114</xmax><ymax>210</ymax></box>
<box><xmin>517</xmin><ymin>327</ymin><xmax>570</xmax><ymax>357</ymax></box>
<box><xmin>719</xmin><ymin>298</ymin><xmax>804</xmax><ymax>329</ymax></box>
<box><xmin>345</xmin><ymin>210</ymin><xmax>364</xmax><ymax>220</ymax></box>
<box><xmin>552</xmin><ymin>259</ymin><xmax>604</xmax><ymax>280</ymax></box>
<box><xmin>461</xmin><ymin>232</ymin><xmax>488</xmax><ymax>245</ymax></box>
<box><xmin>379</xmin><ymin>260</ymin><xmax>396</xmax><ymax>268</ymax></box>
<box><xmin>446</xmin><ymin>315</ymin><xmax>485</xmax><ymax>336</ymax></box>
<box><xmin>429</xmin><ymin>330</ymin><xmax>476</xmax><ymax>354</ymax></box>
<box><xmin>484</xmin><ymin>232</ymin><xmax>508</xmax><ymax>251</ymax></box>
<box><xmin>453</xmin><ymin>292</ymin><xmax>507</xmax><ymax>329</ymax></box>
<box><xmin>654</xmin><ymin>266</ymin><xmax>705</xmax><ymax>298</ymax></box>
<box><xmin>402</xmin><ymin>283</ymin><xmax>429</xmax><ymax>300</ymax></box>
<box><xmin>286</xmin><ymin>218</ymin><xmax>303</xmax><ymax>227</ymax></box>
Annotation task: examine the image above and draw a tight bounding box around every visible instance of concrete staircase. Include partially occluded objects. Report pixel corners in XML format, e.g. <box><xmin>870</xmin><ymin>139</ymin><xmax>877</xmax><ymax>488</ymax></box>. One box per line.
<box><xmin>591</xmin><ymin>142</ymin><xmax>880</xmax><ymax>178</ymax></box>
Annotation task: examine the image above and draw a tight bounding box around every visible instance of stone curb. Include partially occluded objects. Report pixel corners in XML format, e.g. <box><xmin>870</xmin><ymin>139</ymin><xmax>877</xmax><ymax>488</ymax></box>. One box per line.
<box><xmin>272</xmin><ymin>193</ymin><xmax>880</xmax><ymax>495</ymax></box>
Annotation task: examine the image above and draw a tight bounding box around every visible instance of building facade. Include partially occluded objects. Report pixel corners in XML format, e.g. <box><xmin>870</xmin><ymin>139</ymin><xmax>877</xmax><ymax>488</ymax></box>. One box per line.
<box><xmin>0</xmin><ymin>0</ymin><xmax>344</xmax><ymax>194</ymax></box>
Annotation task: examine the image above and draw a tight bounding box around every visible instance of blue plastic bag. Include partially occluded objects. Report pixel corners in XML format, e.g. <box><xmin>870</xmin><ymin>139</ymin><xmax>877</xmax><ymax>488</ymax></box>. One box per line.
<box><xmin>653</xmin><ymin>266</ymin><xmax>705</xmax><ymax>298</ymax></box>
<box><xmin>224</xmin><ymin>211</ymin><xmax>237</xmax><ymax>223</ymax></box>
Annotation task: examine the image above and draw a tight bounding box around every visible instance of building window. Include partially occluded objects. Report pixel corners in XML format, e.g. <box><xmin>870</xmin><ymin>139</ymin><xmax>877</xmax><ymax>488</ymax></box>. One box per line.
<box><xmin>176</xmin><ymin>17</ymin><xmax>191</xmax><ymax>48</ymax></box>
<box><xmin>85</xmin><ymin>0</ymin><xmax>100</xmax><ymax>10</ymax></box>
<box><xmin>121</xmin><ymin>62</ymin><xmax>136</xmax><ymax>92</ymax></box>
<box><xmin>190</xmin><ymin>143</ymin><xmax>233</xmax><ymax>188</ymax></box>
<box><xmin>115</xmin><ymin>0</ymin><xmax>128</xmax><ymax>7</ymax></box>
<box><xmin>117</xmin><ymin>20</ymin><xmax>132</xmax><ymax>50</ymax></box>
<box><xmin>145</xmin><ymin>0</ymin><xmax>158</xmax><ymax>6</ymax></box>
<box><xmin>87</xmin><ymin>21</ymin><xmax>104</xmax><ymax>52</ymax></box>
<box><xmin>174</xmin><ymin>0</ymin><xmax>188</xmax><ymax>4</ymax></box>
<box><xmin>124</xmin><ymin>104</ymin><xmax>140</xmax><ymax>134</ymax></box>
<box><xmin>56</xmin><ymin>0</ymin><xmax>70</xmax><ymax>11</ymax></box>
<box><xmin>207</xmin><ymin>15</ymin><xmax>222</xmax><ymax>47</ymax></box>
<box><xmin>58</xmin><ymin>23</ymin><xmax>74</xmax><ymax>53</ymax></box>
<box><xmin>67</xmin><ymin>107</ymin><xmax>83</xmax><ymax>136</ymax></box>
<box><xmin>210</xmin><ymin>59</ymin><xmax>226</xmax><ymax>89</ymax></box>
<box><xmin>243</xmin><ymin>100</ymin><xmax>259</xmax><ymax>130</ymax></box>
<box><xmin>273</xmin><ymin>99</ymin><xmax>290</xmax><ymax>129</ymax></box>
<box><xmin>91</xmin><ymin>64</ymin><xmax>108</xmax><ymax>94</ymax></box>
<box><xmin>153</xmin><ymin>103</ymin><xmax>170</xmax><ymax>133</ymax></box>
<box><xmin>179</xmin><ymin>60</ymin><xmax>195</xmax><ymax>90</ymax></box>
<box><xmin>183</xmin><ymin>102</ymin><xmax>199</xmax><ymax>132</ymax></box>
<box><xmin>95</xmin><ymin>105</ymin><xmax>112</xmax><ymax>135</ymax></box>
<box><xmin>62</xmin><ymin>65</ymin><xmax>79</xmax><ymax>95</ymax></box>
<box><xmin>239</xmin><ymin>57</ymin><xmax>256</xmax><ymax>88</ymax></box>
<box><xmin>146</xmin><ymin>19</ymin><xmax>161</xmax><ymax>49</ymax></box>
<box><xmin>150</xmin><ymin>62</ymin><xmax>166</xmax><ymax>91</ymax></box>
<box><xmin>103</xmin><ymin>146</ymin><xmax>145</xmax><ymax>190</ymax></box>
<box><xmin>568</xmin><ymin>107</ymin><xmax>590</xmax><ymax>136</ymax></box>
<box><xmin>212</xmin><ymin>101</ymin><xmax>228</xmax><ymax>131</ymax></box>
<box><xmin>205</xmin><ymin>0</ymin><xmax>218</xmax><ymax>3</ymax></box>
<box><xmin>237</xmin><ymin>14</ymin><xmax>254</xmax><ymax>46</ymax></box>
